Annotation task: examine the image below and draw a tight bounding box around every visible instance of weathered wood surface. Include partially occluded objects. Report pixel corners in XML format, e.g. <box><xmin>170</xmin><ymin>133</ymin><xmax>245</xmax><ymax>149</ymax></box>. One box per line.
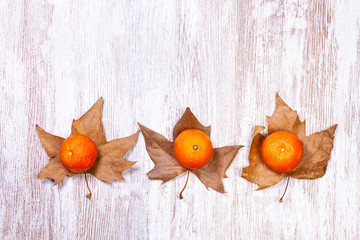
<box><xmin>0</xmin><ymin>0</ymin><xmax>359</xmax><ymax>239</ymax></box>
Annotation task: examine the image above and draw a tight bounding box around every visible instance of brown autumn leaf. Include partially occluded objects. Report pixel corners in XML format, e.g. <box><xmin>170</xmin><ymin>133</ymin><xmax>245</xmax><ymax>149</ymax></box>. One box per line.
<box><xmin>242</xmin><ymin>93</ymin><xmax>337</xmax><ymax>191</ymax></box>
<box><xmin>139</xmin><ymin>108</ymin><xmax>243</xmax><ymax>196</ymax></box>
<box><xmin>37</xmin><ymin>98</ymin><xmax>139</xmax><ymax>186</ymax></box>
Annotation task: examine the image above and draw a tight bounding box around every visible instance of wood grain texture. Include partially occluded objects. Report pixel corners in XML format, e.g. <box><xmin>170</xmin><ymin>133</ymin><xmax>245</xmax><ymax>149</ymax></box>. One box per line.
<box><xmin>0</xmin><ymin>0</ymin><xmax>359</xmax><ymax>239</ymax></box>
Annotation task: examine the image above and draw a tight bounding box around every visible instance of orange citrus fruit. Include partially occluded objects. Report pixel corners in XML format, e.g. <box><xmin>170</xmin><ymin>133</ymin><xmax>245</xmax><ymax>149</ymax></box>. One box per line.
<box><xmin>261</xmin><ymin>131</ymin><xmax>303</xmax><ymax>173</ymax></box>
<box><xmin>174</xmin><ymin>129</ymin><xmax>213</xmax><ymax>169</ymax></box>
<box><xmin>59</xmin><ymin>134</ymin><xmax>97</xmax><ymax>173</ymax></box>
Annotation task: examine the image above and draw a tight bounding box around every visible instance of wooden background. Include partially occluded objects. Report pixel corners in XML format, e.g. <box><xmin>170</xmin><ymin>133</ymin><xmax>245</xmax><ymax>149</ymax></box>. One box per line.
<box><xmin>1</xmin><ymin>0</ymin><xmax>359</xmax><ymax>239</ymax></box>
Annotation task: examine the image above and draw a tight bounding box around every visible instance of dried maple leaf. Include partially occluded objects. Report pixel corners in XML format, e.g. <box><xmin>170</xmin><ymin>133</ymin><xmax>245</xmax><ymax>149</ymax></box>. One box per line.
<box><xmin>139</xmin><ymin>108</ymin><xmax>243</xmax><ymax>198</ymax></box>
<box><xmin>242</xmin><ymin>94</ymin><xmax>337</xmax><ymax>201</ymax></box>
<box><xmin>37</xmin><ymin>98</ymin><xmax>139</xmax><ymax>197</ymax></box>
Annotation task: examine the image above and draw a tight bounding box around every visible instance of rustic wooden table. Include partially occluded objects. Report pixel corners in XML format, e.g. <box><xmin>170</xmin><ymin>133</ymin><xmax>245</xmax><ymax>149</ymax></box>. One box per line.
<box><xmin>1</xmin><ymin>0</ymin><xmax>359</xmax><ymax>239</ymax></box>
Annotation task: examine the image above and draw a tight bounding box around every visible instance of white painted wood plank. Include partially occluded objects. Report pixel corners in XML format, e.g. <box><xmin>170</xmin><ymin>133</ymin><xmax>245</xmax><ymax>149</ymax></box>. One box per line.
<box><xmin>0</xmin><ymin>0</ymin><xmax>359</xmax><ymax>239</ymax></box>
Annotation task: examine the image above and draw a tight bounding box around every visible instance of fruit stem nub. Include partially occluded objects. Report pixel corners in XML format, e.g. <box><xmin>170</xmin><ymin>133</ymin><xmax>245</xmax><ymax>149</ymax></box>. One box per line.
<box><xmin>179</xmin><ymin>171</ymin><xmax>190</xmax><ymax>200</ymax></box>
<box><xmin>85</xmin><ymin>172</ymin><xmax>92</xmax><ymax>199</ymax></box>
<box><xmin>193</xmin><ymin>145</ymin><xmax>198</xmax><ymax>150</ymax></box>
<box><xmin>279</xmin><ymin>177</ymin><xmax>290</xmax><ymax>203</ymax></box>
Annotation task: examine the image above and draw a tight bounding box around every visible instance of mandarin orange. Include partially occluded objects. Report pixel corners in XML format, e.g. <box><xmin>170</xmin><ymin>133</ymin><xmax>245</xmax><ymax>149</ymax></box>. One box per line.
<box><xmin>261</xmin><ymin>131</ymin><xmax>303</xmax><ymax>173</ymax></box>
<box><xmin>174</xmin><ymin>129</ymin><xmax>213</xmax><ymax>169</ymax></box>
<box><xmin>59</xmin><ymin>134</ymin><xmax>97</xmax><ymax>173</ymax></box>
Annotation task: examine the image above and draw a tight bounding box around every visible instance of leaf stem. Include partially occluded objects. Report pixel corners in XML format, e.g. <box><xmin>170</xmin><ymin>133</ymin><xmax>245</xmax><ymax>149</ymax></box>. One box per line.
<box><xmin>179</xmin><ymin>171</ymin><xmax>190</xmax><ymax>200</ymax></box>
<box><xmin>85</xmin><ymin>172</ymin><xmax>92</xmax><ymax>199</ymax></box>
<box><xmin>279</xmin><ymin>177</ymin><xmax>290</xmax><ymax>203</ymax></box>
